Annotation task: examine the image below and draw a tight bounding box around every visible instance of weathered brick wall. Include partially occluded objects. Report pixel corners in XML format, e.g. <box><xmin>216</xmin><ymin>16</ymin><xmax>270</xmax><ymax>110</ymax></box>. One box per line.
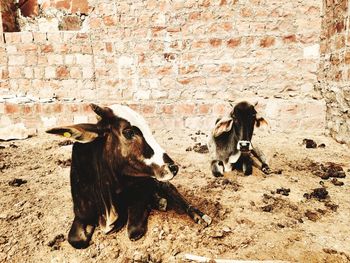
<box><xmin>317</xmin><ymin>0</ymin><xmax>350</xmax><ymax>144</ymax></box>
<box><xmin>0</xmin><ymin>0</ymin><xmax>327</xmax><ymax>133</ymax></box>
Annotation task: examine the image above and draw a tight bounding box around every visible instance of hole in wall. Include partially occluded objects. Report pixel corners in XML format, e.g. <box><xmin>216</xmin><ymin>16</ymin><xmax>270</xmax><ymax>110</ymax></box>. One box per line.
<box><xmin>1</xmin><ymin>0</ymin><xmax>91</xmax><ymax>32</ymax></box>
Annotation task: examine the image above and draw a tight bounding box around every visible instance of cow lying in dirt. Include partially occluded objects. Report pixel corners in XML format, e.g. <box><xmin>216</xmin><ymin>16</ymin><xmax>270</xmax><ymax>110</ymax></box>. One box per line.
<box><xmin>46</xmin><ymin>104</ymin><xmax>211</xmax><ymax>249</ymax></box>
<box><xmin>208</xmin><ymin>101</ymin><xmax>271</xmax><ymax>176</ymax></box>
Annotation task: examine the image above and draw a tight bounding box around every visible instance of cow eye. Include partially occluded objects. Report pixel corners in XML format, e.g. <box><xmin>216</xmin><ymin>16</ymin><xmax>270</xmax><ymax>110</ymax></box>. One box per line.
<box><xmin>123</xmin><ymin>129</ymin><xmax>135</xmax><ymax>140</ymax></box>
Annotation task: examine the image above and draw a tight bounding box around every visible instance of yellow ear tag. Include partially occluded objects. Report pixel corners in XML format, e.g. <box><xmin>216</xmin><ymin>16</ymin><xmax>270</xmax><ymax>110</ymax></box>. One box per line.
<box><xmin>63</xmin><ymin>132</ymin><xmax>71</xmax><ymax>138</ymax></box>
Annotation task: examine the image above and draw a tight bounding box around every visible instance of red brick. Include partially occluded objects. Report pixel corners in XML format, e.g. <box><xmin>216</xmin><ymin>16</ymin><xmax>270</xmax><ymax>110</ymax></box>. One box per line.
<box><xmin>88</xmin><ymin>18</ymin><xmax>102</xmax><ymax>29</ymax></box>
<box><xmin>21</xmin><ymin>104</ymin><xmax>33</xmax><ymax>114</ymax></box>
<box><xmin>1</xmin><ymin>69</ymin><xmax>9</xmax><ymax>79</ymax></box>
<box><xmin>179</xmin><ymin>65</ymin><xmax>197</xmax><ymax>74</ymax></box>
<box><xmin>199</xmin><ymin>0</ymin><xmax>210</xmax><ymax>7</ymax></box>
<box><xmin>157</xmin><ymin>66</ymin><xmax>172</xmax><ymax>75</ymax></box>
<box><xmin>160</xmin><ymin>105</ymin><xmax>174</xmax><ymax>115</ymax></box>
<box><xmin>283</xmin><ymin>34</ymin><xmax>297</xmax><ymax>43</ymax></box>
<box><xmin>60</xmin><ymin>15</ymin><xmax>81</xmax><ymax>31</ymax></box>
<box><xmin>41</xmin><ymin>44</ymin><xmax>53</xmax><ymax>53</ymax></box>
<box><xmin>5</xmin><ymin>103</ymin><xmax>20</xmax><ymax>114</ymax></box>
<box><xmin>335</xmin><ymin>35</ymin><xmax>345</xmax><ymax>49</ymax></box>
<box><xmin>175</xmin><ymin>104</ymin><xmax>195</xmax><ymax>115</ymax></box>
<box><xmin>221</xmin><ymin>22</ymin><xmax>232</xmax><ymax>31</ymax></box>
<box><xmin>141</xmin><ymin>105</ymin><xmax>156</xmax><ymax>115</ymax></box>
<box><xmin>167</xmin><ymin>27</ymin><xmax>181</xmax><ymax>33</ymax></box>
<box><xmin>20</xmin><ymin>43</ymin><xmax>37</xmax><ymax>52</ymax></box>
<box><xmin>128</xmin><ymin>104</ymin><xmax>140</xmax><ymax>112</ymax></box>
<box><xmin>260</xmin><ymin>36</ymin><xmax>275</xmax><ymax>48</ymax></box>
<box><xmin>213</xmin><ymin>104</ymin><xmax>229</xmax><ymax>115</ymax></box>
<box><xmin>189</xmin><ymin>12</ymin><xmax>201</xmax><ymax>20</ymax></box>
<box><xmin>71</xmin><ymin>0</ymin><xmax>89</xmax><ymax>13</ymax></box>
<box><xmin>192</xmin><ymin>40</ymin><xmax>207</xmax><ymax>49</ymax></box>
<box><xmin>198</xmin><ymin>104</ymin><xmax>211</xmax><ymax>114</ymax></box>
<box><xmin>103</xmin><ymin>16</ymin><xmax>117</xmax><ymax>26</ymax></box>
<box><xmin>82</xmin><ymin>103</ymin><xmax>94</xmax><ymax>113</ymax></box>
<box><xmin>227</xmin><ymin>38</ymin><xmax>241</xmax><ymax>48</ymax></box>
<box><xmin>56</xmin><ymin>66</ymin><xmax>69</xmax><ymax>79</ymax></box>
<box><xmin>240</xmin><ymin>7</ymin><xmax>252</xmax><ymax>17</ymax></box>
<box><xmin>177</xmin><ymin>78</ymin><xmax>191</xmax><ymax>85</ymax></box>
<box><xmin>69</xmin><ymin>104</ymin><xmax>80</xmax><ymax>113</ymax></box>
<box><xmin>56</xmin><ymin>0</ymin><xmax>71</xmax><ymax>10</ymax></box>
<box><xmin>219</xmin><ymin>64</ymin><xmax>231</xmax><ymax>73</ymax></box>
<box><xmin>336</xmin><ymin>21</ymin><xmax>345</xmax><ymax>33</ymax></box>
<box><xmin>209</xmin><ymin>38</ymin><xmax>222</xmax><ymax>47</ymax></box>
<box><xmin>105</xmin><ymin>42</ymin><xmax>113</xmax><ymax>53</ymax></box>
<box><xmin>345</xmin><ymin>52</ymin><xmax>350</xmax><ymax>64</ymax></box>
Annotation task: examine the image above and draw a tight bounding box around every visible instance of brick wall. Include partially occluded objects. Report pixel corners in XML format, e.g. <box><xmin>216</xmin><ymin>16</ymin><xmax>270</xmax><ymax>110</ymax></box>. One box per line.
<box><xmin>317</xmin><ymin>0</ymin><xmax>350</xmax><ymax>144</ymax></box>
<box><xmin>0</xmin><ymin>0</ymin><xmax>327</xmax><ymax>134</ymax></box>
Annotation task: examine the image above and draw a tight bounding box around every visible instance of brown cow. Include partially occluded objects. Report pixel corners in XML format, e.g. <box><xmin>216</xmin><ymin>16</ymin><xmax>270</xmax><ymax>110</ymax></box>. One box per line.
<box><xmin>46</xmin><ymin>104</ymin><xmax>211</xmax><ymax>249</ymax></box>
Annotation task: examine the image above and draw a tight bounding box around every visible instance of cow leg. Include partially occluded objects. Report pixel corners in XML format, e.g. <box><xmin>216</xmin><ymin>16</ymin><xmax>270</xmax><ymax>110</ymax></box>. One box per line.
<box><xmin>211</xmin><ymin>160</ymin><xmax>224</xmax><ymax>177</ymax></box>
<box><xmin>155</xmin><ymin>181</ymin><xmax>212</xmax><ymax>226</ymax></box>
<box><xmin>152</xmin><ymin>192</ymin><xmax>168</xmax><ymax>211</ymax></box>
<box><xmin>251</xmin><ymin>147</ymin><xmax>271</xmax><ymax>174</ymax></box>
<box><xmin>242</xmin><ymin>155</ymin><xmax>253</xmax><ymax>176</ymax></box>
<box><xmin>68</xmin><ymin>217</ymin><xmax>95</xmax><ymax>249</ymax></box>
<box><xmin>126</xmin><ymin>185</ymin><xmax>152</xmax><ymax>241</ymax></box>
<box><xmin>107</xmin><ymin>198</ymin><xmax>128</xmax><ymax>234</ymax></box>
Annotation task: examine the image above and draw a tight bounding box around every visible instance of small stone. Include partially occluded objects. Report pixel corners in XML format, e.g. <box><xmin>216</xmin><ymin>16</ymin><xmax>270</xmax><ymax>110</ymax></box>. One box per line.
<box><xmin>222</xmin><ymin>226</ymin><xmax>231</xmax><ymax>233</ymax></box>
<box><xmin>305</xmin><ymin>210</ymin><xmax>319</xmax><ymax>222</ymax></box>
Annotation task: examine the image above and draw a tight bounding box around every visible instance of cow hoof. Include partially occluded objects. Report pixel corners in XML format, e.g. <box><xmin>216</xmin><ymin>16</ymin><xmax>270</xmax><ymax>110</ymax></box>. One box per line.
<box><xmin>68</xmin><ymin>218</ymin><xmax>95</xmax><ymax>249</ymax></box>
<box><xmin>128</xmin><ymin>226</ymin><xmax>146</xmax><ymax>241</ymax></box>
<box><xmin>68</xmin><ymin>238</ymin><xmax>90</xmax><ymax>249</ymax></box>
<box><xmin>262</xmin><ymin>164</ymin><xmax>271</xmax><ymax>175</ymax></box>
<box><xmin>201</xmin><ymin>214</ymin><xmax>212</xmax><ymax>226</ymax></box>
<box><xmin>158</xmin><ymin>198</ymin><xmax>167</xmax><ymax>212</ymax></box>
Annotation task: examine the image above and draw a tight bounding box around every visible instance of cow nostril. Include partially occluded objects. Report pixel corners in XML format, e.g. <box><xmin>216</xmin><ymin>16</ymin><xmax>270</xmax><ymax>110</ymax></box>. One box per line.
<box><xmin>168</xmin><ymin>164</ymin><xmax>179</xmax><ymax>176</ymax></box>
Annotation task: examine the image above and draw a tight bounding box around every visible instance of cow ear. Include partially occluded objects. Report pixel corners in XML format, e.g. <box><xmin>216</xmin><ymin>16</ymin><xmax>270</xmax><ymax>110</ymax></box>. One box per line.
<box><xmin>256</xmin><ymin>117</ymin><xmax>268</xmax><ymax>127</ymax></box>
<box><xmin>46</xmin><ymin>124</ymin><xmax>101</xmax><ymax>143</ymax></box>
<box><xmin>213</xmin><ymin>117</ymin><xmax>233</xmax><ymax>137</ymax></box>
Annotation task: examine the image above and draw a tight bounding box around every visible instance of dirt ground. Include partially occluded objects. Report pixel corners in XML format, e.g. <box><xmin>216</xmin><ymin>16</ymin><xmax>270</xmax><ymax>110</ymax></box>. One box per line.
<box><xmin>0</xmin><ymin>128</ymin><xmax>349</xmax><ymax>263</ymax></box>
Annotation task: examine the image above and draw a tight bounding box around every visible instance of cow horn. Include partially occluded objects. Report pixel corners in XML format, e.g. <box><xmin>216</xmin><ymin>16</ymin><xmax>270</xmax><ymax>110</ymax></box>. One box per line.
<box><xmin>90</xmin><ymin>103</ymin><xmax>111</xmax><ymax>119</ymax></box>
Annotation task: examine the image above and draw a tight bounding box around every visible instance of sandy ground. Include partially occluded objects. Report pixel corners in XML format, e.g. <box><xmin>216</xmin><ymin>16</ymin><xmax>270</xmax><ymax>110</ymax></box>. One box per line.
<box><xmin>0</xmin><ymin>128</ymin><xmax>350</xmax><ymax>263</ymax></box>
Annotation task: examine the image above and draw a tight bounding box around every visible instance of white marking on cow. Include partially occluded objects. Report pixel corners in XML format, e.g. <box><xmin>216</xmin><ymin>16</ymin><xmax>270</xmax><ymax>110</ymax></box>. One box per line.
<box><xmin>218</xmin><ymin>163</ymin><xmax>224</xmax><ymax>174</ymax></box>
<box><xmin>109</xmin><ymin>104</ymin><xmax>165</xmax><ymax>167</ymax></box>
<box><xmin>228</xmin><ymin>151</ymin><xmax>241</xmax><ymax>165</ymax></box>
<box><xmin>99</xmin><ymin>195</ymin><xmax>118</xmax><ymax>234</ymax></box>
<box><xmin>223</xmin><ymin>161</ymin><xmax>232</xmax><ymax>172</ymax></box>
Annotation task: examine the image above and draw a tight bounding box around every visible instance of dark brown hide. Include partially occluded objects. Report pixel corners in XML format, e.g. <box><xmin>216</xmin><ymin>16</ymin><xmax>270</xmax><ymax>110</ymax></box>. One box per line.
<box><xmin>47</xmin><ymin>104</ymin><xmax>210</xmax><ymax>249</ymax></box>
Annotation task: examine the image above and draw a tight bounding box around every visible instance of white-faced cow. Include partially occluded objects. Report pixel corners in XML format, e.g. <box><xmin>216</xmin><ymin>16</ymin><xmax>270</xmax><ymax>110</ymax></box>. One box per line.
<box><xmin>46</xmin><ymin>104</ymin><xmax>211</xmax><ymax>249</ymax></box>
<box><xmin>208</xmin><ymin>101</ymin><xmax>271</xmax><ymax>176</ymax></box>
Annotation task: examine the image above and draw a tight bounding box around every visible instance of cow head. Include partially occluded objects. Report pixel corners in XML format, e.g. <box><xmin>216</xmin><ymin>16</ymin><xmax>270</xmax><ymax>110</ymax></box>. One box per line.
<box><xmin>213</xmin><ymin>101</ymin><xmax>267</xmax><ymax>153</ymax></box>
<box><xmin>46</xmin><ymin>104</ymin><xmax>178</xmax><ymax>181</ymax></box>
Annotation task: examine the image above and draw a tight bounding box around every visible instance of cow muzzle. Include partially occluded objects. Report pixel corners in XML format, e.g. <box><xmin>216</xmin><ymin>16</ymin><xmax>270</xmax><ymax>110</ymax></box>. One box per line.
<box><xmin>154</xmin><ymin>163</ymin><xmax>179</xmax><ymax>182</ymax></box>
<box><xmin>237</xmin><ymin>140</ymin><xmax>252</xmax><ymax>154</ymax></box>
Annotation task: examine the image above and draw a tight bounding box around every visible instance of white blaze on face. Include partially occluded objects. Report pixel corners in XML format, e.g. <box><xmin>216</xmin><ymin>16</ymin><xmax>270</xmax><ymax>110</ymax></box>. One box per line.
<box><xmin>108</xmin><ymin>104</ymin><xmax>166</xmax><ymax>167</ymax></box>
